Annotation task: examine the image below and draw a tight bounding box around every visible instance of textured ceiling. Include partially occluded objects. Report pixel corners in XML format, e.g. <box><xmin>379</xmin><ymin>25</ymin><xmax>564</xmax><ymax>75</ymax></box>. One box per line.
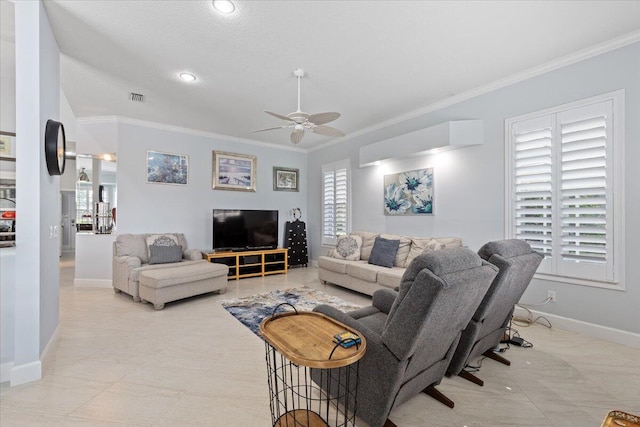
<box><xmin>4</xmin><ymin>1</ymin><xmax>640</xmax><ymax>149</ymax></box>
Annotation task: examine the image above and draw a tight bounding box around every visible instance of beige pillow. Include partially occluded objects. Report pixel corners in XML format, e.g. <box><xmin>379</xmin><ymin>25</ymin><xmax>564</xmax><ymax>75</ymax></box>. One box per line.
<box><xmin>332</xmin><ymin>235</ymin><xmax>363</xmax><ymax>261</ymax></box>
<box><xmin>146</xmin><ymin>234</ymin><xmax>179</xmax><ymax>258</ymax></box>
<box><xmin>405</xmin><ymin>237</ymin><xmax>432</xmax><ymax>267</ymax></box>
<box><xmin>350</xmin><ymin>231</ymin><xmax>378</xmax><ymax>261</ymax></box>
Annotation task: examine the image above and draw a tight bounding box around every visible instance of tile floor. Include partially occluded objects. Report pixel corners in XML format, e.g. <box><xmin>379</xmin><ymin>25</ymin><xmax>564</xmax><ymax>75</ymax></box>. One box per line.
<box><xmin>1</xmin><ymin>253</ymin><xmax>638</xmax><ymax>426</ymax></box>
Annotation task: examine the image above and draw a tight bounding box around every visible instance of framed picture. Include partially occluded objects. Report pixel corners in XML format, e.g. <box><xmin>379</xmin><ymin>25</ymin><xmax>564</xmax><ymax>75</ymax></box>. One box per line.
<box><xmin>0</xmin><ymin>131</ymin><xmax>16</xmax><ymax>161</ymax></box>
<box><xmin>384</xmin><ymin>167</ymin><xmax>433</xmax><ymax>215</ymax></box>
<box><xmin>146</xmin><ymin>150</ymin><xmax>189</xmax><ymax>185</ymax></box>
<box><xmin>273</xmin><ymin>167</ymin><xmax>299</xmax><ymax>192</ymax></box>
<box><xmin>212</xmin><ymin>151</ymin><xmax>257</xmax><ymax>192</ymax></box>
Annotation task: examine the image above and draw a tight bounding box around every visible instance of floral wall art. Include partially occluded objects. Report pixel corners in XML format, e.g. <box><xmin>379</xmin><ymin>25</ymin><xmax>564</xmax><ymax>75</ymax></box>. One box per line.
<box><xmin>384</xmin><ymin>168</ymin><xmax>433</xmax><ymax>215</ymax></box>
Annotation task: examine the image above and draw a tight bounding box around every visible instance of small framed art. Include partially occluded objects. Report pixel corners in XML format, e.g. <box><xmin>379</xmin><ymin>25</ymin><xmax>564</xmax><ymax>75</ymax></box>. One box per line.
<box><xmin>273</xmin><ymin>167</ymin><xmax>299</xmax><ymax>192</ymax></box>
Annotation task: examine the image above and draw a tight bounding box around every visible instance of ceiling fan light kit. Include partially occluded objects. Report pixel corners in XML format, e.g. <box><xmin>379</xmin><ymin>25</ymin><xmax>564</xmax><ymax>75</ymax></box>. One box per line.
<box><xmin>252</xmin><ymin>68</ymin><xmax>345</xmax><ymax>144</ymax></box>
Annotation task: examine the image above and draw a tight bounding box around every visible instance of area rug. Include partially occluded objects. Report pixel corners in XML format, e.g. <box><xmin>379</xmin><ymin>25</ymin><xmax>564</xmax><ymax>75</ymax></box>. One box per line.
<box><xmin>220</xmin><ymin>286</ymin><xmax>362</xmax><ymax>337</ymax></box>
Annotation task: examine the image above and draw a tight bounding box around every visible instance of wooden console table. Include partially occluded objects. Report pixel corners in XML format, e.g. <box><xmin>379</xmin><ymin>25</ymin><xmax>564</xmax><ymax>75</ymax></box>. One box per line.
<box><xmin>261</xmin><ymin>311</ymin><xmax>366</xmax><ymax>427</ymax></box>
<box><xmin>203</xmin><ymin>248</ymin><xmax>288</xmax><ymax>280</ymax></box>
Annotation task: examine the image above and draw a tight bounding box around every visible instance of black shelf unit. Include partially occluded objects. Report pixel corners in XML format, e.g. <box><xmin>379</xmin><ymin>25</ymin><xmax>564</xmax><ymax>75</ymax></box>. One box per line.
<box><xmin>284</xmin><ymin>219</ymin><xmax>308</xmax><ymax>267</ymax></box>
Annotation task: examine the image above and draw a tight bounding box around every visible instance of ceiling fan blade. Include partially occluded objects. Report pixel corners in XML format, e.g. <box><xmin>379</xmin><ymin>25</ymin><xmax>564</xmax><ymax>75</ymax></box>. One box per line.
<box><xmin>290</xmin><ymin>130</ymin><xmax>305</xmax><ymax>144</ymax></box>
<box><xmin>311</xmin><ymin>125</ymin><xmax>345</xmax><ymax>137</ymax></box>
<box><xmin>250</xmin><ymin>126</ymin><xmax>291</xmax><ymax>133</ymax></box>
<box><xmin>308</xmin><ymin>112</ymin><xmax>341</xmax><ymax>125</ymax></box>
<box><xmin>264</xmin><ymin>111</ymin><xmax>293</xmax><ymax>122</ymax></box>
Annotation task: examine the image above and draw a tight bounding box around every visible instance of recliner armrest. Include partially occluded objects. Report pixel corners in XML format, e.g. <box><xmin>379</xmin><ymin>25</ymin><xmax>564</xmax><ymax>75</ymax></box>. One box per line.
<box><xmin>372</xmin><ymin>289</ymin><xmax>398</xmax><ymax>314</ymax></box>
<box><xmin>313</xmin><ymin>305</ymin><xmax>379</xmax><ymax>340</ymax></box>
<box><xmin>313</xmin><ymin>304</ymin><xmax>404</xmax><ymax>368</ymax></box>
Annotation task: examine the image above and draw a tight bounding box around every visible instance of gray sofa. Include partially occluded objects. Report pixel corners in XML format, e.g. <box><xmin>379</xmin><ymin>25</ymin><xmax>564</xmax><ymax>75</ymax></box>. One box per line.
<box><xmin>112</xmin><ymin>233</ymin><xmax>227</xmax><ymax>307</ymax></box>
<box><xmin>318</xmin><ymin>231</ymin><xmax>463</xmax><ymax>296</ymax></box>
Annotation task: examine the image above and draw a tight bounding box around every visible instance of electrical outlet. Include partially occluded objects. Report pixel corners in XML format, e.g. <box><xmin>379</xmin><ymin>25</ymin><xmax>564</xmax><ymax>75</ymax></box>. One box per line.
<box><xmin>547</xmin><ymin>290</ymin><xmax>556</xmax><ymax>302</ymax></box>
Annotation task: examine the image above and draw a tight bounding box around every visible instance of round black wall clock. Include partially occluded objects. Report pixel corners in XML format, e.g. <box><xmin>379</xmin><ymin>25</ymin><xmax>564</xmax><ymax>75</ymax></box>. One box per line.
<box><xmin>45</xmin><ymin>119</ymin><xmax>66</xmax><ymax>176</ymax></box>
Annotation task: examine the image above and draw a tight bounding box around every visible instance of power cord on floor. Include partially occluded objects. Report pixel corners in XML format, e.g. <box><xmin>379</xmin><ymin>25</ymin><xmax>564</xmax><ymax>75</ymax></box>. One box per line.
<box><xmin>501</xmin><ymin>319</ymin><xmax>534</xmax><ymax>349</ymax></box>
<box><xmin>513</xmin><ymin>297</ymin><xmax>553</xmax><ymax>328</ymax></box>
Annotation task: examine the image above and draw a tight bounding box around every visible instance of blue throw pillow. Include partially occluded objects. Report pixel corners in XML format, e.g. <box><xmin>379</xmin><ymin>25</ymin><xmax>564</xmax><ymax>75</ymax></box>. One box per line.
<box><xmin>368</xmin><ymin>237</ymin><xmax>400</xmax><ymax>268</ymax></box>
<box><xmin>149</xmin><ymin>244</ymin><xmax>183</xmax><ymax>264</ymax></box>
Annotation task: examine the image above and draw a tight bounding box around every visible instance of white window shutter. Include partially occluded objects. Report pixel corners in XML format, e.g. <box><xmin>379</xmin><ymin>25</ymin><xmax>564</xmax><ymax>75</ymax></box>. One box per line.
<box><xmin>511</xmin><ymin>116</ymin><xmax>554</xmax><ymax>265</ymax></box>
<box><xmin>558</xmin><ymin>101</ymin><xmax>613</xmax><ymax>281</ymax></box>
<box><xmin>322</xmin><ymin>161</ymin><xmax>350</xmax><ymax>246</ymax></box>
<box><xmin>506</xmin><ymin>92</ymin><xmax>622</xmax><ymax>287</ymax></box>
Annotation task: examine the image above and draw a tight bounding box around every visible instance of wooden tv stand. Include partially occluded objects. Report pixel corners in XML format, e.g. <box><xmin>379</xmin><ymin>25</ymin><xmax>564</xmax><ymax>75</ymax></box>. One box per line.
<box><xmin>202</xmin><ymin>248</ymin><xmax>288</xmax><ymax>280</ymax></box>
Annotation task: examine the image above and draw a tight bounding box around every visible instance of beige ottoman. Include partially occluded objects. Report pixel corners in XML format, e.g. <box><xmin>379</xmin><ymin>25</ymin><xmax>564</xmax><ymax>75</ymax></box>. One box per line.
<box><xmin>139</xmin><ymin>260</ymin><xmax>228</xmax><ymax>310</ymax></box>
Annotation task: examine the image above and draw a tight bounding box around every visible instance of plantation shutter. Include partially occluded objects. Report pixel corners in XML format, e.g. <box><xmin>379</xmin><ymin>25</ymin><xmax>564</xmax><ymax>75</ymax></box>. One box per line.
<box><xmin>322</xmin><ymin>160</ymin><xmax>350</xmax><ymax>245</ymax></box>
<box><xmin>512</xmin><ymin>116</ymin><xmax>554</xmax><ymax>268</ymax></box>
<box><xmin>508</xmin><ymin>98</ymin><xmax>616</xmax><ymax>283</ymax></box>
<box><xmin>558</xmin><ymin>101</ymin><xmax>613</xmax><ymax>281</ymax></box>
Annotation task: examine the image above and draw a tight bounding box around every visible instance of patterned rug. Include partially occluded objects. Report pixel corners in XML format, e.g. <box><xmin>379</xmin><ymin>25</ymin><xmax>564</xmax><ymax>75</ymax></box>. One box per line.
<box><xmin>220</xmin><ymin>286</ymin><xmax>362</xmax><ymax>337</ymax></box>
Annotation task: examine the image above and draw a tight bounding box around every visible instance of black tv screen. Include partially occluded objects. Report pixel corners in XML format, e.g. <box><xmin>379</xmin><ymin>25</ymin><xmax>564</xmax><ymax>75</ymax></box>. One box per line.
<box><xmin>212</xmin><ymin>209</ymin><xmax>278</xmax><ymax>251</ymax></box>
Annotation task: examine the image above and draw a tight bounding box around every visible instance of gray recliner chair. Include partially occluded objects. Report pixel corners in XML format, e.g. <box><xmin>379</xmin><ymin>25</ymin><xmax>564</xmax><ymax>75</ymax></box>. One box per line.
<box><xmin>447</xmin><ymin>239</ymin><xmax>543</xmax><ymax>386</ymax></box>
<box><xmin>313</xmin><ymin>247</ymin><xmax>498</xmax><ymax>427</ymax></box>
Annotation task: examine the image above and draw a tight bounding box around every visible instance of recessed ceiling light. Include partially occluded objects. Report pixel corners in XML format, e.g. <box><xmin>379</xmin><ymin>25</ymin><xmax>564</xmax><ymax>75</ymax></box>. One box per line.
<box><xmin>212</xmin><ymin>0</ymin><xmax>235</xmax><ymax>14</ymax></box>
<box><xmin>179</xmin><ymin>72</ymin><xmax>196</xmax><ymax>82</ymax></box>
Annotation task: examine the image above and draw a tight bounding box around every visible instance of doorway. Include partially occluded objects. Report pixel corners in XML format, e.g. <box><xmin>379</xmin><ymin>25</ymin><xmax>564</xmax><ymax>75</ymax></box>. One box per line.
<box><xmin>61</xmin><ymin>190</ymin><xmax>76</xmax><ymax>252</ymax></box>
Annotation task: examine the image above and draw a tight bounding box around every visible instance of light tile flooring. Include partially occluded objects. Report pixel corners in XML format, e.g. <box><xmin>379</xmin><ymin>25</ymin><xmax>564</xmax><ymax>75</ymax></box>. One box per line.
<box><xmin>1</xmin><ymin>253</ymin><xmax>638</xmax><ymax>426</ymax></box>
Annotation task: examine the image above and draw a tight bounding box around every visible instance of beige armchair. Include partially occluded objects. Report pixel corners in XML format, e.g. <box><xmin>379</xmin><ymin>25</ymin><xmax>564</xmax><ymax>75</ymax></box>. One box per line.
<box><xmin>112</xmin><ymin>233</ymin><xmax>203</xmax><ymax>301</ymax></box>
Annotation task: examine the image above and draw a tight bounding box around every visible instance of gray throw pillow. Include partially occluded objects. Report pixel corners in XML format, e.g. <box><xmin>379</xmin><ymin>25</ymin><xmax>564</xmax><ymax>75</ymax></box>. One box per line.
<box><xmin>368</xmin><ymin>237</ymin><xmax>400</xmax><ymax>268</ymax></box>
<box><xmin>149</xmin><ymin>244</ymin><xmax>183</xmax><ymax>265</ymax></box>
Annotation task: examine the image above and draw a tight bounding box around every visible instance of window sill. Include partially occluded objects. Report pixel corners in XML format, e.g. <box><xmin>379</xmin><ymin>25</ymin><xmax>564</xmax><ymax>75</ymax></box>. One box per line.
<box><xmin>533</xmin><ymin>272</ymin><xmax>624</xmax><ymax>291</ymax></box>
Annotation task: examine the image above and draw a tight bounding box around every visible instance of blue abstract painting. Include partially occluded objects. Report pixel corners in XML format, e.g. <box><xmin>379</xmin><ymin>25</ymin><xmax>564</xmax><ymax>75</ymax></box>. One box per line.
<box><xmin>384</xmin><ymin>167</ymin><xmax>433</xmax><ymax>215</ymax></box>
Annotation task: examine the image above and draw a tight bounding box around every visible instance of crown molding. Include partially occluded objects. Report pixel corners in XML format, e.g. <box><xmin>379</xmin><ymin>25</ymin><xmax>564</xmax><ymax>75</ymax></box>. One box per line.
<box><xmin>75</xmin><ymin>116</ymin><xmax>307</xmax><ymax>153</ymax></box>
<box><xmin>309</xmin><ymin>30</ymin><xmax>640</xmax><ymax>153</ymax></box>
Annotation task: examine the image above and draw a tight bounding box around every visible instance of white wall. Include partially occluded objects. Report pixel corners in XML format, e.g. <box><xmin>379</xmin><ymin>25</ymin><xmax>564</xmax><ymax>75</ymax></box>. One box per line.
<box><xmin>12</xmin><ymin>0</ymin><xmax>61</xmax><ymax>386</ymax></box>
<box><xmin>113</xmin><ymin>120</ymin><xmax>308</xmax><ymax>250</ymax></box>
<box><xmin>307</xmin><ymin>42</ymin><xmax>640</xmax><ymax>335</ymax></box>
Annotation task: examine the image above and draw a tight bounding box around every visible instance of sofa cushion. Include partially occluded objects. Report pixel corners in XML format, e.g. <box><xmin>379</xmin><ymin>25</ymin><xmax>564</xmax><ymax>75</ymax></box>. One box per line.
<box><xmin>129</xmin><ymin>260</ymin><xmax>205</xmax><ymax>283</ymax></box>
<box><xmin>350</xmin><ymin>231</ymin><xmax>378</xmax><ymax>261</ymax></box>
<box><xmin>404</xmin><ymin>236</ymin><xmax>463</xmax><ymax>267</ymax></box>
<box><xmin>369</xmin><ymin>236</ymin><xmax>400</xmax><ymax>268</ymax></box>
<box><xmin>318</xmin><ymin>256</ymin><xmax>352</xmax><ymax>274</ymax></box>
<box><xmin>377</xmin><ymin>267</ymin><xmax>405</xmax><ymax>288</ymax></box>
<box><xmin>116</xmin><ymin>234</ymin><xmax>150</xmax><ymax>264</ymax></box>
<box><xmin>139</xmin><ymin>261</ymin><xmax>228</xmax><ymax>289</ymax></box>
<box><xmin>381</xmin><ymin>233</ymin><xmax>411</xmax><ymax>267</ymax></box>
<box><xmin>346</xmin><ymin>262</ymin><xmax>386</xmax><ymax>282</ymax></box>
<box><xmin>149</xmin><ymin>244</ymin><xmax>184</xmax><ymax>265</ymax></box>
<box><xmin>332</xmin><ymin>235</ymin><xmax>363</xmax><ymax>261</ymax></box>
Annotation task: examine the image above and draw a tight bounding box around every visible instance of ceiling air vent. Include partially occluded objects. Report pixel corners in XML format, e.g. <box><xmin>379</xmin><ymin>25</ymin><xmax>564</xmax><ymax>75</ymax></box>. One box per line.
<box><xmin>129</xmin><ymin>92</ymin><xmax>144</xmax><ymax>102</ymax></box>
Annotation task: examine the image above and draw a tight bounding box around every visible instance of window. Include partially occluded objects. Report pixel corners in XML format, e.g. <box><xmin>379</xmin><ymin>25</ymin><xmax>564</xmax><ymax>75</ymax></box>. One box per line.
<box><xmin>505</xmin><ymin>91</ymin><xmax>624</xmax><ymax>288</ymax></box>
<box><xmin>322</xmin><ymin>160</ymin><xmax>350</xmax><ymax>246</ymax></box>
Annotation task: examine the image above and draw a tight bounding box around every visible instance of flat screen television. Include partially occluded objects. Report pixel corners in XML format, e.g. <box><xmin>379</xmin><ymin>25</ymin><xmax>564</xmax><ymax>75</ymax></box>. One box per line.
<box><xmin>212</xmin><ymin>209</ymin><xmax>279</xmax><ymax>251</ymax></box>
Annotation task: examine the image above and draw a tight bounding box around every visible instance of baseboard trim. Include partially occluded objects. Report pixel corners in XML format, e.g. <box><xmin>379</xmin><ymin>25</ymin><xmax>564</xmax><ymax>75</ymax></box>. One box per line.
<box><xmin>10</xmin><ymin>360</ymin><xmax>41</xmax><ymax>386</ymax></box>
<box><xmin>40</xmin><ymin>325</ymin><xmax>59</xmax><ymax>372</ymax></box>
<box><xmin>310</xmin><ymin>260</ymin><xmax>318</xmax><ymax>268</ymax></box>
<box><xmin>0</xmin><ymin>362</ymin><xmax>14</xmax><ymax>383</ymax></box>
<box><xmin>513</xmin><ymin>307</ymin><xmax>640</xmax><ymax>349</ymax></box>
<box><xmin>74</xmin><ymin>278</ymin><xmax>112</xmax><ymax>288</ymax></box>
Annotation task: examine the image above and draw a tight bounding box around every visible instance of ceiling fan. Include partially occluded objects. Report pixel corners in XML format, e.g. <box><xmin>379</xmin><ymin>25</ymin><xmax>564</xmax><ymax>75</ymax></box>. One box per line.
<box><xmin>251</xmin><ymin>69</ymin><xmax>345</xmax><ymax>144</ymax></box>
